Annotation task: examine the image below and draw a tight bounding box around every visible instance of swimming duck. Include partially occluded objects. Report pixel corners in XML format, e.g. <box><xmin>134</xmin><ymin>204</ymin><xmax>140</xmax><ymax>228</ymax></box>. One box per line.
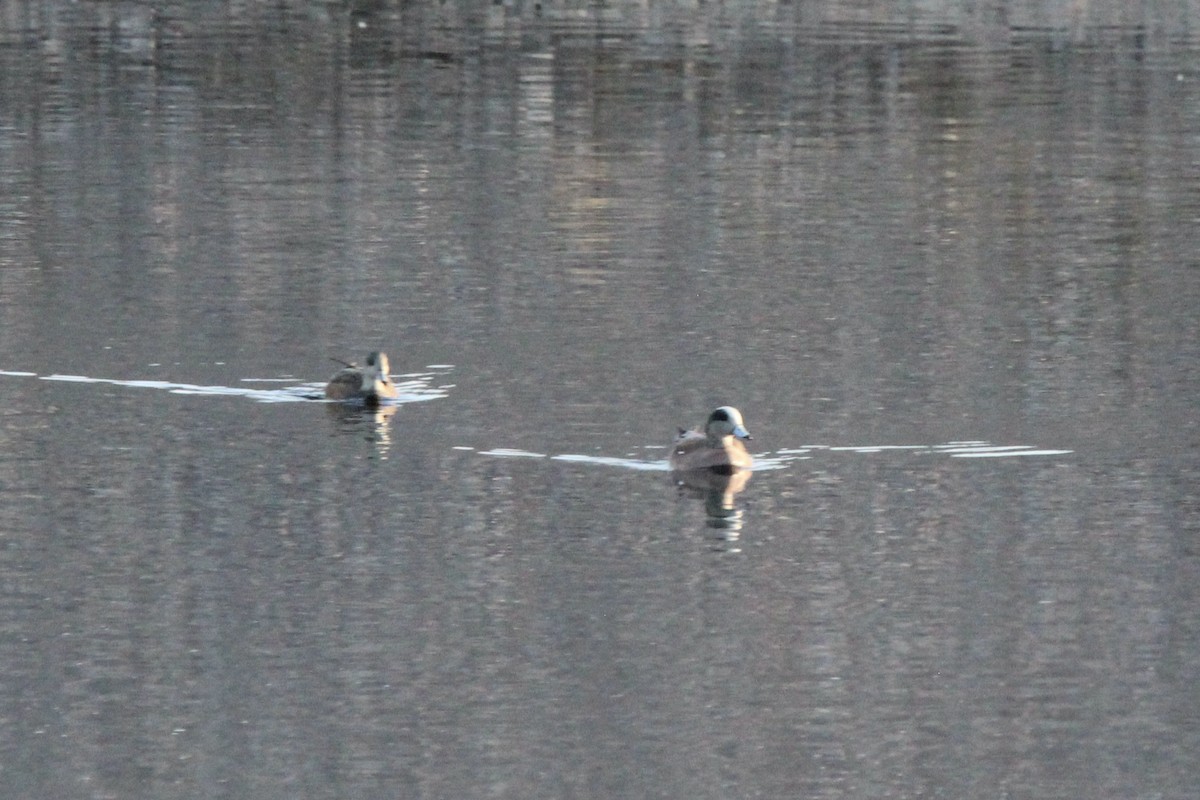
<box><xmin>324</xmin><ymin>351</ymin><xmax>398</xmax><ymax>404</ymax></box>
<box><xmin>669</xmin><ymin>406</ymin><xmax>753</xmax><ymax>472</ymax></box>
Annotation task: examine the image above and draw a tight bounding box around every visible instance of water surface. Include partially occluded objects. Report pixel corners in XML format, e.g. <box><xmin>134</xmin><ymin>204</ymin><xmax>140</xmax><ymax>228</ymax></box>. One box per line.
<box><xmin>1</xmin><ymin>4</ymin><xmax>1197</xmax><ymax>799</ymax></box>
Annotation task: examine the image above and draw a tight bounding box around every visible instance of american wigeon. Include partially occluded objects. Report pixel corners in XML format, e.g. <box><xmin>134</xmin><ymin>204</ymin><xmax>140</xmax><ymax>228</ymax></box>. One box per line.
<box><xmin>669</xmin><ymin>406</ymin><xmax>753</xmax><ymax>472</ymax></box>
<box><xmin>324</xmin><ymin>351</ymin><xmax>398</xmax><ymax>403</ymax></box>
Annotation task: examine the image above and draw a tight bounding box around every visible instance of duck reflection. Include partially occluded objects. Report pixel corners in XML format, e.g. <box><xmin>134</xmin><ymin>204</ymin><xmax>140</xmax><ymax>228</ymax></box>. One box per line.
<box><xmin>671</xmin><ymin>465</ymin><xmax>751</xmax><ymax>535</ymax></box>
<box><xmin>325</xmin><ymin>401</ymin><xmax>398</xmax><ymax>458</ymax></box>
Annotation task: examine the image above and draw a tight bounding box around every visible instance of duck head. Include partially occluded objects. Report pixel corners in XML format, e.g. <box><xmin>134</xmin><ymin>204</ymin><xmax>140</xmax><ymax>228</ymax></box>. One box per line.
<box><xmin>706</xmin><ymin>406</ymin><xmax>751</xmax><ymax>443</ymax></box>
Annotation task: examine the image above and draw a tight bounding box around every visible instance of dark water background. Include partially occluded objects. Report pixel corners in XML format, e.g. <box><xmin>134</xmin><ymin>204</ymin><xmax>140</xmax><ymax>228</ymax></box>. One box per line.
<box><xmin>1</xmin><ymin>3</ymin><xmax>1198</xmax><ymax>798</ymax></box>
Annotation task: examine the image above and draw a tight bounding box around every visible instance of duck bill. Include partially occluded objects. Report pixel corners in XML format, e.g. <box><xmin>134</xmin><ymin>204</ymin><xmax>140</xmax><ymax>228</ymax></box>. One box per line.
<box><xmin>733</xmin><ymin>425</ymin><xmax>751</xmax><ymax>441</ymax></box>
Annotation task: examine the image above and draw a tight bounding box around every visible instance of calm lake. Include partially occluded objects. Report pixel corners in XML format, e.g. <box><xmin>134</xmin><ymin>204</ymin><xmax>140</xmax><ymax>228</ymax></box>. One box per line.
<box><xmin>1</xmin><ymin>3</ymin><xmax>1198</xmax><ymax>798</ymax></box>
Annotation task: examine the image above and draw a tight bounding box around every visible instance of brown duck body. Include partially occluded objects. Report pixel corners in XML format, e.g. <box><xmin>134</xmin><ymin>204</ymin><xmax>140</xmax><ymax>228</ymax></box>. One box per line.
<box><xmin>668</xmin><ymin>406</ymin><xmax>753</xmax><ymax>472</ymax></box>
<box><xmin>325</xmin><ymin>351</ymin><xmax>399</xmax><ymax>403</ymax></box>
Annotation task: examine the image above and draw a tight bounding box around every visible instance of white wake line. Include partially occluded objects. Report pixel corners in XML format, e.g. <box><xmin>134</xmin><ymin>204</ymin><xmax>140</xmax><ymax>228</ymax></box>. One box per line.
<box><xmin>473</xmin><ymin>450</ymin><xmax>805</xmax><ymax>472</ymax></box>
<box><xmin>2</xmin><ymin>370</ymin><xmax>1072</xmax><ymax>456</ymax></box>
<box><xmin>31</xmin><ymin>373</ymin><xmax>447</xmax><ymax>404</ymax></box>
<box><xmin>470</xmin><ymin>443</ymin><xmax>1071</xmax><ymax>470</ymax></box>
<box><xmin>816</xmin><ymin>443</ymin><xmax>1073</xmax><ymax>458</ymax></box>
<box><xmin>949</xmin><ymin>449</ymin><xmax>1074</xmax><ymax>458</ymax></box>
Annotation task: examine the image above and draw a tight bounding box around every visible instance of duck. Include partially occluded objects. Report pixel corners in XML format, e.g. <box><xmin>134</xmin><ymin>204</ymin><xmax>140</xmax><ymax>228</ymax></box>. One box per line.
<box><xmin>669</xmin><ymin>406</ymin><xmax>753</xmax><ymax>473</ymax></box>
<box><xmin>324</xmin><ymin>351</ymin><xmax>398</xmax><ymax>404</ymax></box>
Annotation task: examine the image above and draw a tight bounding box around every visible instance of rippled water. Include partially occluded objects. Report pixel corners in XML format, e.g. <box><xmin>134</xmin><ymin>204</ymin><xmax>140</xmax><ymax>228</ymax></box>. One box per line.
<box><xmin>1</xmin><ymin>3</ymin><xmax>1198</xmax><ymax>799</ymax></box>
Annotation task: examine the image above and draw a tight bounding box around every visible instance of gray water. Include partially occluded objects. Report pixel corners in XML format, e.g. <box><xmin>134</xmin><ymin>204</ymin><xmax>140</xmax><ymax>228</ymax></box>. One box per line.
<box><xmin>1</xmin><ymin>3</ymin><xmax>1198</xmax><ymax>799</ymax></box>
